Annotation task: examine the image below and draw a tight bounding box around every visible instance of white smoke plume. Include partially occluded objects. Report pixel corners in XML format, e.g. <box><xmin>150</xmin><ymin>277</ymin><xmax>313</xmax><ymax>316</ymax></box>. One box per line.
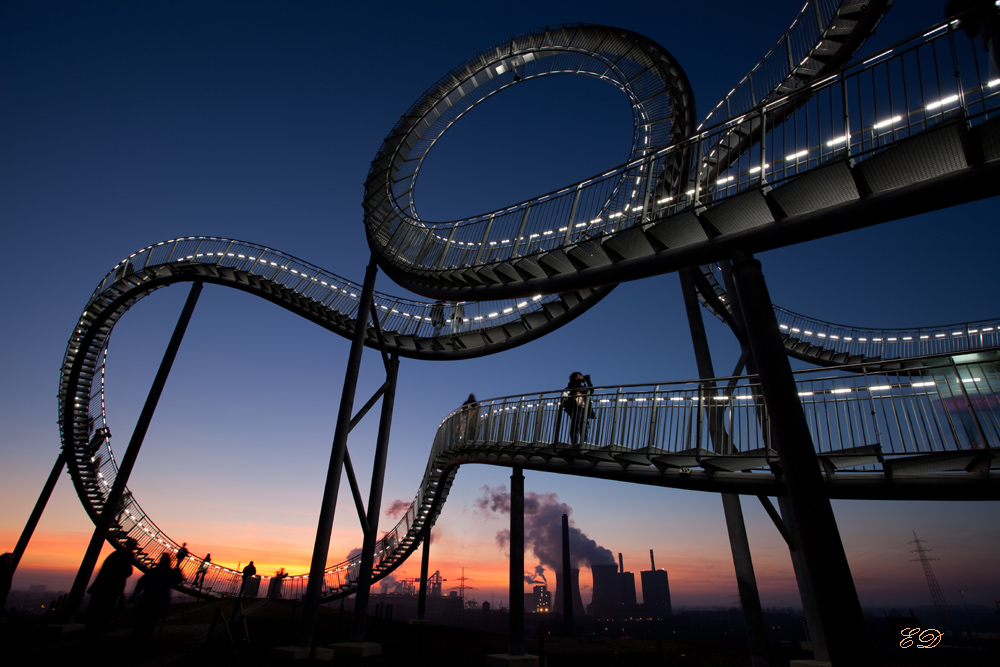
<box><xmin>476</xmin><ymin>485</ymin><xmax>614</xmax><ymax>583</ymax></box>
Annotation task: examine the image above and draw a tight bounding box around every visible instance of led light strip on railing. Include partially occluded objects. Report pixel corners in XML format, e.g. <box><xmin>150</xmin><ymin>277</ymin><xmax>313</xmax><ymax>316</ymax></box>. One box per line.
<box><xmin>107</xmin><ymin>240</ymin><xmax>556</xmax><ymax>330</ymax></box>
<box><xmin>778</xmin><ymin>323</ymin><xmax>998</xmax><ymax>345</ymax></box>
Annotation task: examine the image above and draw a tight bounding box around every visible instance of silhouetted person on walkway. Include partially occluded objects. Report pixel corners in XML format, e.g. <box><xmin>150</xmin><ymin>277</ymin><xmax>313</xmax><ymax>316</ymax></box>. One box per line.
<box><xmin>269</xmin><ymin>568</ymin><xmax>289</xmax><ymax>599</ymax></box>
<box><xmin>240</xmin><ymin>560</ymin><xmax>257</xmax><ymax>597</ymax></box>
<box><xmin>562</xmin><ymin>371</ymin><xmax>594</xmax><ymax>446</ymax></box>
<box><xmin>430</xmin><ymin>301</ymin><xmax>445</xmax><ymax>337</ymax></box>
<box><xmin>174</xmin><ymin>542</ymin><xmax>188</xmax><ymax>576</ymax></box>
<box><xmin>83</xmin><ymin>538</ymin><xmax>137</xmax><ymax>646</ymax></box>
<box><xmin>132</xmin><ymin>552</ymin><xmax>182</xmax><ymax>646</ymax></box>
<box><xmin>194</xmin><ymin>553</ymin><xmax>210</xmax><ymax>589</ymax></box>
<box><xmin>451</xmin><ymin>301</ymin><xmax>465</xmax><ymax>335</ymax></box>
<box><xmin>459</xmin><ymin>393</ymin><xmax>479</xmax><ymax>441</ymax></box>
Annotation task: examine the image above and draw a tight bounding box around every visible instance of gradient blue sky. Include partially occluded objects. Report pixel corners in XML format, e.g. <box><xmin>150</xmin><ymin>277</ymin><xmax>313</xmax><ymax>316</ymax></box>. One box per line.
<box><xmin>2</xmin><ymin>0</ymin><xmax>997</xmax><ymax>610</ymax></box>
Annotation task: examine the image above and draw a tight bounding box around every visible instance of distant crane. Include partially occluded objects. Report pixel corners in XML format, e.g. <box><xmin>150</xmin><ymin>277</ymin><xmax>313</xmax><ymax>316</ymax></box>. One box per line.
<box><xmin>909</xmin><ymin>531</ymin><xmax>952</xmax><ymax>627</ymax></box>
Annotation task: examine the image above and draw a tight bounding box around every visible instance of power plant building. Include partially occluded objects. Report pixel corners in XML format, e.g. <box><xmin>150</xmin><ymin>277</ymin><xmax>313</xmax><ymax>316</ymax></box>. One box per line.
<box><xmin>589</xmin><ymin>554</ymin><xmax>638</xmax><ymax>620</ymax></box>
<box><xmin>640</xmin><ymin>569</ymin><xmax>672</xmax><ymax>618</ymax></box>
<box><xmin>532</xmin><ymin>585</ymin><xmax>551</xmax><ymax>613</ymax></box>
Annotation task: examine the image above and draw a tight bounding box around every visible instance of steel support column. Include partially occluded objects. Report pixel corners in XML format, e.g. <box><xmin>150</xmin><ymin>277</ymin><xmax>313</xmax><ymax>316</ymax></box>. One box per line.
<box><xmin>417</xmin><ymin>524</ymin><xmax>431</xmax><ymax>620</ymax></box>
<box><xmin>778</xmin><ymin>496</ymin><xmax>829</xmax><ymax>661</ymax></box>
<box><xmin>63</xmin><ymin>281</ymin><xmax>204</xmax><ymax>620</ymax></box>
<box><xmin>680</xmin><ymin>269</ymin><xmax>770</xmax><ymax>667</ymax></box>
<box><xmin>729</xmin><ymin>254</ymin><xmax>875</xmax><ymax>666</ymax></box>
<box><xmin>509</xmin><ymin>466</ymin><xmax>525</xmax><ymax>656</ymax></box>
<box><xmin>351</xmin><ymin>355</ymin><xmax>400</xmax><ymax>642</ymax></box>
<box><xmin>301</xmin><ymin>259</ymin><xmax>378</xmax><ymax>644</ymax></box>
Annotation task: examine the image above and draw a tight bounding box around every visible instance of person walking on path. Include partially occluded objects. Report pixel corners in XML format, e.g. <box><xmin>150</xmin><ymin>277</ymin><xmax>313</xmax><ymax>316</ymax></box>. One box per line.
<box><xmin>239</xmin><ymin>560</ymin><xmax>257</xmax><ymax>597</ymax></box>
<box><xmin>430</xmin><ymin>301</ymin><xmax>445</xmax><ymax>337</ymax></box>
<box><xmin>194</xmin><ymin>553</ymin><xmax>211</xmax><ymax>590</ymax></box>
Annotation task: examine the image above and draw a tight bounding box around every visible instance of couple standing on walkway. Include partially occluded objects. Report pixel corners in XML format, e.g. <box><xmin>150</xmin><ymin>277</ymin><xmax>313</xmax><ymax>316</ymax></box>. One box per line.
<box><xmin>561</xmin><ymin>371</ymin><xmax>594</xmax><ymax>447</ymax></box>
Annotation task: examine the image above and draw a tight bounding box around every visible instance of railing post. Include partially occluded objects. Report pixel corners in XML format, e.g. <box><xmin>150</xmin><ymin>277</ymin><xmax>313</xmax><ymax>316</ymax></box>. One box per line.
<box><xmin>510</xmin><ymin>205</ymin><xmax>532</xmax><ymax>257</ymax></box>
<box><xmin>759</xmin><ymin>104</ymin><xmax>768</xmax><ymax>185</ymax></box>
<box><xmin>533</xmin><ymin>395</ymin><xmax>545</xmax><ymax>445</ymax></box>
<box><xmin>564</xmin><ymin>184</ymin><xmax>583</xmax><ymax>245</ymax></box>
<box><xmin>473</xmin><ymin>214</ymin><xmax>495</xmax><ymax>266</ymax></box>
<box><xmin>946</xmin><ymin>20</ymin><xmax>969</xmax><ymax>125</ymax></box>
<box><xmin>640</xmin><ymin>155</ymin><xmax>655</xmax><ymax>222</ymax></box>
<box><xmin>696</xmin><ymin>383</ymin><xmax>705</xmax><ymax>451</ymax></box>
<box><xmin>841</xmin><ymin>74</ymin><xmax>852</xmax><ymax>157</ymax></box>
<box><xmin>647</xmin><ymin>388</ymin><xmax>660</xmax><ymax>449</ymax></box>
<box><xmin>435</xmin><ymin>225</ymin><xmax>459</xmax><ymax>269</ymax></box>
<box><xmin>609</xmin><ymin>388</ymin><xmax>622</xmax><ymax>447</ymax></box>
<box><xmin>693</xmin><ymin>135</ymin><xmax>705</xmax><ymax>204</ymax></box>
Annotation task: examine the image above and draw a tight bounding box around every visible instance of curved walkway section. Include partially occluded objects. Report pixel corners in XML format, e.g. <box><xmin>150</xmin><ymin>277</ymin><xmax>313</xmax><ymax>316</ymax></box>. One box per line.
<box><xmin>365</xmin><ymin>17</ymin><xmax>1000</xmax><ymax>301</ymax></box>
<box><xmin>57</xmin><ymin>238</ymin><xmax>609</xmax><ymax>597</ymax></box>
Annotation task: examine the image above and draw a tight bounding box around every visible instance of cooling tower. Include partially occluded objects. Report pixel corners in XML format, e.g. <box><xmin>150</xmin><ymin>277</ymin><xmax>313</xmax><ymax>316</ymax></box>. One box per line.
<box><xmin>590</xmin><ymin>563</ymin><xmax>621</xmax><ymax>620</ymax></box>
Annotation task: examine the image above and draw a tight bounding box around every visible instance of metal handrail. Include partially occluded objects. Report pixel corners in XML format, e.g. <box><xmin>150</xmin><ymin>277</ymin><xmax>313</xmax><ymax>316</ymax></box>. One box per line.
<box><xmin>774</xmin><ymin>308</ymin><xmax>1000</xmax><ymax>360</ymax></box>
<box><xmin>96</xmin><ymin>237</ymin><xmax>562</xmax><ymax>338</ymax></box>
<box><xmin>366</xmin><ymin>17</ymin><xmax>999</xmax><ymax>281</ymax></box>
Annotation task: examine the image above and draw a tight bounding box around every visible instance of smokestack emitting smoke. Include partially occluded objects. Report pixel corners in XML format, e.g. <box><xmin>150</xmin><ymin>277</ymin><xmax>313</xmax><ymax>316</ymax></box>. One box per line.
<box><xmin>477</xmin><ymin>486</ymin><xmax>615</xmax><ymax>574</ymax></box>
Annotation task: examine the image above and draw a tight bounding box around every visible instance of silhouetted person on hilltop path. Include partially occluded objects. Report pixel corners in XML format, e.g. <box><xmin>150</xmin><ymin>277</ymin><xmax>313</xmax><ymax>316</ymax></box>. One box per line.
<box><xmin>239</xmin><ymin>560</ymin><xmax>257</xmax><ymax>597</ymax></box>
<box><xmin>174</xmin><ymin>542</ymin><xmax>188</xmax><ymax>576</ymax></box>
<box><xmin>83</xmin><ymin>538</ymin><xmax>137</xmax><ymax>647</ymax></box>
<box><xmin>132</xmin><ymin>552</ymin><xmax>182</xmax><ymax>646</ymax></box>
<box><xmin>194</xmin><ymin>553</ymin><xmax>211</xmax><ymax>589</ymax></box>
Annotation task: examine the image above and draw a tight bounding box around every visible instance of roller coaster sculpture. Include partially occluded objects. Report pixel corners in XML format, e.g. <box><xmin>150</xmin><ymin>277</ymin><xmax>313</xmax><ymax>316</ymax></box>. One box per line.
<box><xmin>55</xmin><ymin>1</ymin><xmax>1000</xmax><ymax>604</ymax></box>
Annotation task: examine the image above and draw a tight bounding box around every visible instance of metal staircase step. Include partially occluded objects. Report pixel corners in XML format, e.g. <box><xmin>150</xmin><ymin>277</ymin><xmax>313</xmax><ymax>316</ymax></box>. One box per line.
<box><xmin>494</xmin><ymin>261</ymin><xmax>524</xmax><ymax>285</ymax></box>
<box><xmin>566</xmin><ymin>240</ymin><xmax>612</xmax><ymax>270</ymax></box>
<box><xmin>536</xmin><ymin>249</ymin><xmax>576</xmax><ymax>277</ymax></box>
<box><xmin>601</xmin><ymin>226</ymin><xmax>656</xmax><ymax>263</ymax></box>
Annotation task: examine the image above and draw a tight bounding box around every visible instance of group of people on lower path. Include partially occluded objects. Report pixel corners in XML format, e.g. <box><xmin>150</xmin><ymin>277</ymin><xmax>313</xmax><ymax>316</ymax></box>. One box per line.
<box><xmin>81</xmin><ymin>539</ymin><xmax>257</xmax><ymax>649</ymax></box>
<box><xmin>84</xmin><ymin>539</ymin><xmax>190</xmax><ymax>647</ymax></box>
